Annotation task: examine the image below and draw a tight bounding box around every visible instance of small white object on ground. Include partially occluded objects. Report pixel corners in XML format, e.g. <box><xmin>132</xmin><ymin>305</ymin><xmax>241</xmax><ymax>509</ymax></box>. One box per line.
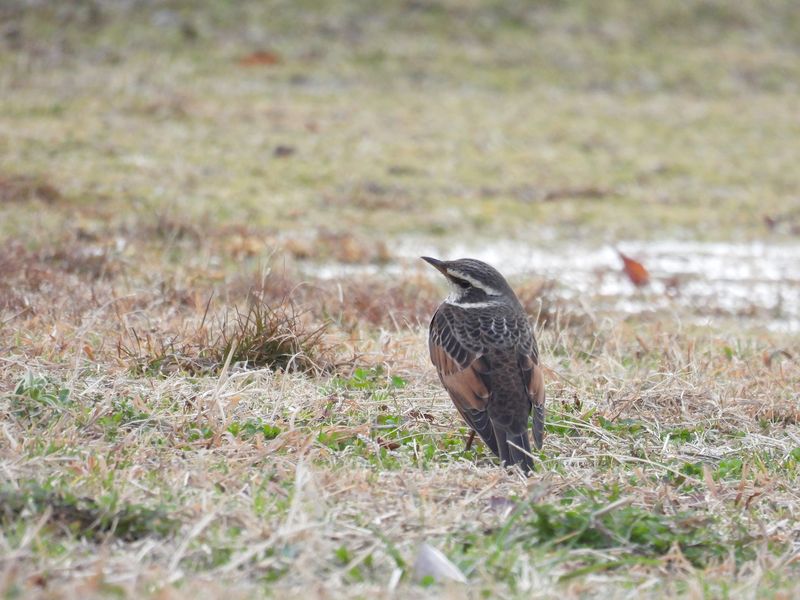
<box><xmin>413</xmin><ymin>542</ymin><xmax>467</xmax><ymax>584</ymax></box>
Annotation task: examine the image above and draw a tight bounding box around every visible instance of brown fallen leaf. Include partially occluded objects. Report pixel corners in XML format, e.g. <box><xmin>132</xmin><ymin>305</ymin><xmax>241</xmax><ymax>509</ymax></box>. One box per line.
<box><xmin>542</xmin><ymin>186</ymin><xmax>608</xmax><ymax>202</ymax></box>
<box><xmin>618</xmin><ymin>250</ymin><xmax>650</xmax><ymax>287</ymax></box>
<box><xmin>407</xmin><ymin>410</ymin><xmax>435</xmax><ymax>423</ymax></box>
<box><xmin>376</xmin><ymin>436</ymin><xmax>401</xmax><ymax>450</ymax></box>
<box><xmin>273</xmin><ymin>145</ymin><xmax>295</xmax><ymax>158</ymax></box>
<box><xmin>237</xmin><ymin>50</ymin><xmax>281</xmax><ymax>67</ymax></box>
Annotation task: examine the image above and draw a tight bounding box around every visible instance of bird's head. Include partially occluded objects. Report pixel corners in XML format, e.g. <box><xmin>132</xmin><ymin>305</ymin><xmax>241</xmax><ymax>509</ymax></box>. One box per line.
<box><xmin>421</xmin><ymin>256</ymin><xmax>518</xmax><ymax>307</ymax></box>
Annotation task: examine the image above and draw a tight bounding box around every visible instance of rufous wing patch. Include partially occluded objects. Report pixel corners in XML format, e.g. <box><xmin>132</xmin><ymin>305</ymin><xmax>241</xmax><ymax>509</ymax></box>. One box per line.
<box><xmin>530</xmin><ymin>363</ymin><xmax>545</xmax><ymax>408</ymax></box>
<box><xmin>430</xmin><ymin>341</ymin><xmax>490</xmax><ymax>412</ymax></box>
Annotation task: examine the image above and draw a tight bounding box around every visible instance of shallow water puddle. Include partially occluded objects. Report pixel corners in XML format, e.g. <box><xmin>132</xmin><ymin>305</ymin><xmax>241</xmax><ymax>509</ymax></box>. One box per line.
<box><xmin>312</xmin><ymin>240</ymin><xmax>800</xmax><ymax>332</ymax></box>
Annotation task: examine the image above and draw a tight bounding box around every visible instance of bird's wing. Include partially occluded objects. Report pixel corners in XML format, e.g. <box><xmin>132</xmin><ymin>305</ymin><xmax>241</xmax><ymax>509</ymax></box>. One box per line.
<box><xmin>429</xmin><ymin>307</ymin><xmax>498</xmax><ymax>456</ymax></box>
<box><xmin>519</xmin><ymin>347</ymin><xmax>545</xmax><ymax>450</ymax></box>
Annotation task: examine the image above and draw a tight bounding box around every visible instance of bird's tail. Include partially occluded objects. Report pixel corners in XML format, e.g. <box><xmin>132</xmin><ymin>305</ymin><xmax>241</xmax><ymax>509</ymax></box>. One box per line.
<box><xmin>508</xmin><ymin>431</ymin><xmax>534</xmax><ymax>473</ymax></box>
<box><xmin>494</xmin><ymin>427</ymin><xmax>534</xmax><ymax>473</ymax></box>
<box><xmin>532</xmin><ymin>403</ymin><xmax>545</xmax><ymax>450</ymax></box>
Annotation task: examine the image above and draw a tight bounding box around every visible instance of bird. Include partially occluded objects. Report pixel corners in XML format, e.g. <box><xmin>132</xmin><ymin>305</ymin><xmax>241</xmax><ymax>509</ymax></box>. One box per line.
<box><xmin>422</xmin><ymin>256</ymin><xmax>545</xmax><ymax>471</ymax></box>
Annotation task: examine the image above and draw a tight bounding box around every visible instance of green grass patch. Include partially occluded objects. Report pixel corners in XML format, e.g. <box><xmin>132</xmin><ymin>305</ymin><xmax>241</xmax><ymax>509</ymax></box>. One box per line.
<box><xmin>6</xmin><ymin>372</ymin><xmax>71</xmax><ymax>425</ymax></box>
<box><xmin>227</xmin><ymin>419</ymin><xmax>281</xmax><ymax>440</ymax></box>
<box><xmin>1</xmin><ymin>483</ymin><xmax>178</xmax><ymax>542</ymax></box>
<box><xmin>453</xmin><ymin>492</ymin><xmax>763</xmax><ymax>586</ymax></box>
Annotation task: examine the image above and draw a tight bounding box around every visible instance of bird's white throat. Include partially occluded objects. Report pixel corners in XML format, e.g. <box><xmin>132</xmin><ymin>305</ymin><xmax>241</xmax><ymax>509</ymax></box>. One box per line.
<box><xmin>445</xmin><ymin>299</ymin><xmax>502</xmax><ymax>308</ymax></box>
<box><xmin>444</xmin><ymin>284</ymin><xmax>503</xmax><ymax>309</ymax></box>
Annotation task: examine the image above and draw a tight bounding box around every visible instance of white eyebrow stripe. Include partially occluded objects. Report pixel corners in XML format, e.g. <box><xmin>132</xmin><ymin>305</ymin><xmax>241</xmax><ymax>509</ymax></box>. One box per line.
<box><xmin>445</xmin><ymin>269</ymin><xmax>502</xmax><ymax>296</ymax></box>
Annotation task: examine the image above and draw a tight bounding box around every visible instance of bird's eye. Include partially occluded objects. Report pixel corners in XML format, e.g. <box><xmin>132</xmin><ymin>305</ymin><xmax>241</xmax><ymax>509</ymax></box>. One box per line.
<box><xmin>452</xmin><ymin>277</ymin><xmax>470</xmax><ymax>289</ymax></box>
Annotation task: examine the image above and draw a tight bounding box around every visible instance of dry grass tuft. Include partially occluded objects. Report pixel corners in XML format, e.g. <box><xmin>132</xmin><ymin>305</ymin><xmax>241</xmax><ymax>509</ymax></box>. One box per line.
<box><xmin>119</xmin><ymin>293</ymin><xmax>341</xmax><ymax>376</ymax></box>
<box><xmin>216</xmin><ymin>298</ymin><xmax>336</xmax><ymax>374</ymax></box>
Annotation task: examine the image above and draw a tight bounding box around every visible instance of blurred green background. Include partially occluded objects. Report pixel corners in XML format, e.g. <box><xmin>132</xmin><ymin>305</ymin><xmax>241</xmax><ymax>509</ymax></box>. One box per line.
<box><xmin>2</xmin><ymin>0</ymin><xmax>800</xmax><ymax>246</ymax></box>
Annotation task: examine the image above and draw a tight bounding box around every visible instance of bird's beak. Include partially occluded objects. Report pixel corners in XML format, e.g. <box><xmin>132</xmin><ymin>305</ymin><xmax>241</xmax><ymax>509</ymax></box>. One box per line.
<box><xmin>421</xmin><ymin>256</ymin><xmax>448</xmax><ymax>275</ymax></box>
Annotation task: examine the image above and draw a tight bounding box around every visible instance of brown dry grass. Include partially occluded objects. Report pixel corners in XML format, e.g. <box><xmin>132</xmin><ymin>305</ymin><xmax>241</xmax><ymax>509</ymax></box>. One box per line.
<box><xmin>0</xmin><ymin>173</ymin><xmax>62</xmax><ymax>205</ymax></box>
<box><xmin>2</xmin><ymin>212</ymin><xmax>800</xmax><ymax>597</ymax></box>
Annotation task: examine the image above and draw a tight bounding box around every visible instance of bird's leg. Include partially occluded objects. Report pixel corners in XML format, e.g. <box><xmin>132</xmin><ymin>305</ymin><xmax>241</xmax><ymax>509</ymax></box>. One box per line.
<box><xmin>465</xmin><ymin>430</ymin><xmax>476</xmax><ymax>451</ymax></box>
